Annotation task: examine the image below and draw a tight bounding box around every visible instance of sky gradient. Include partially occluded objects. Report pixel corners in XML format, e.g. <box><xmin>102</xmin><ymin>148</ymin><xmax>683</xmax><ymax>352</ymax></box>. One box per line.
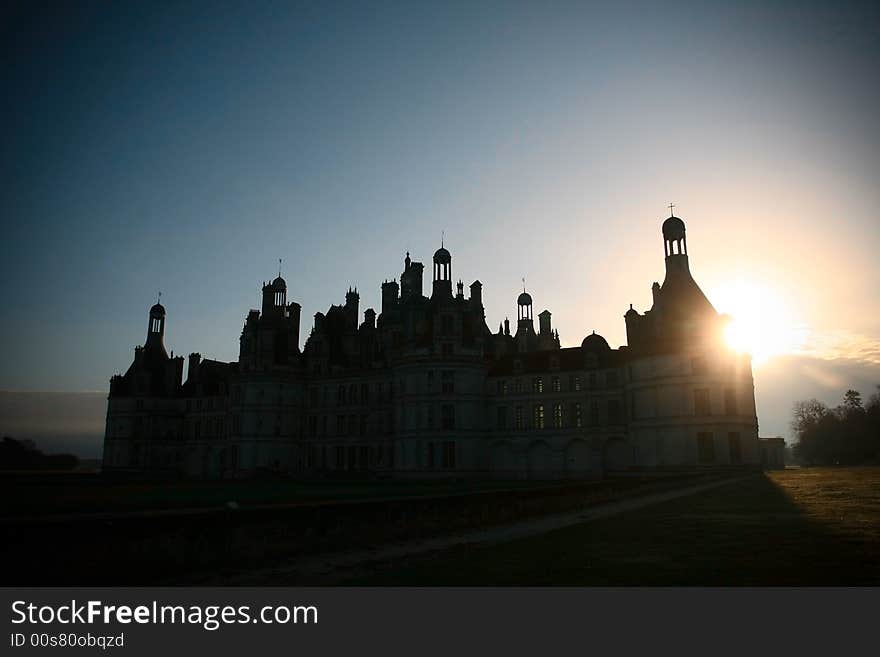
<box><xmin>2</xmin><ymin>1</ymin><xmax>879</xmax><ymax>452</ymax></box>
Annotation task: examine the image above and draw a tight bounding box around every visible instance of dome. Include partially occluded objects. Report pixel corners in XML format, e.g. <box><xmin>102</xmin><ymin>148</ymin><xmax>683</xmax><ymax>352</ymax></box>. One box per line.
<box><xmin>581</xmin><ymin>331</ymin><xmax>610</xmax><ymax>351</ymax></box>
<box><xmin>662</xmin><ymin>215</ymin><xmax>686</xmax><ymax>240</ymax></box>
<box><xmin>272</xmin><ymin>276</ymin><xmax>287</xmax><ymax>290</ymax></box>
<box><xmin>150</xmin><ymin>303</ymin><xmax>166</xmax><ymax>316</ymax></box>
<box><xmin>517</xmin><ymin>291</ymin><xmax>533</xmax><ymax>306</ymax></box>
<box><xmin>433</xmin><ymin>247</ymin><xmax>451</xmax><ymax>264</ymax></box>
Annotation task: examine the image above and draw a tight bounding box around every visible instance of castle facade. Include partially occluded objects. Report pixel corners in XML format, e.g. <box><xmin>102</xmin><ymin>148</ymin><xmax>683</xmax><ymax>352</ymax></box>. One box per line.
<box><xmin>102</xmin><ymin>214</ymin><xmax>761</xmax><ymax>479</ymax></box>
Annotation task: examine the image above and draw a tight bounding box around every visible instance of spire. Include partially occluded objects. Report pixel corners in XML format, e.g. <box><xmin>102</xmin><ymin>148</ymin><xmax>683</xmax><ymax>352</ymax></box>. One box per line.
<box><xmin>278</xmin><ymin>258</ymin><xmax>282</xmax><ymax>277</ymax></box>
<box><xmin>668</xmin><ymin>202</ymin><xmax>675</xmax><ymax>217</ymax></box>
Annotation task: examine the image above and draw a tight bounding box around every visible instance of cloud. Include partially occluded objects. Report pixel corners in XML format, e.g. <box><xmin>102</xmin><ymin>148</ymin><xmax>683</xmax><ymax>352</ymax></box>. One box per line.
<box><xmin>796</xmin><ymin>329</ymin><xmax>880</xmax><ymax>364</ymax></box>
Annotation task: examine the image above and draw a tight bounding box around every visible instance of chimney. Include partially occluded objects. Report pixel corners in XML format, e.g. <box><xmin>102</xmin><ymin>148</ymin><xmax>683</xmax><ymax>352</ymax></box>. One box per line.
<box><xmin>470</xmin><ymin>280</ymin><xmax>482</xmax><ymax>306</ymax></box>
<box><xmin>364</xmin><ymin>308</ymin><xmax>376</xmax><ymax>329</ymax></box>
<box><xmin>288</xmin><ymin>301</ymin><xmax>301</xmax><ymax>349</ymax></box>
<box><xmin>187</xmin><ymin>353</ymin><xmax>201</xmax><ymax>384</ymax></box>
<box><xmin>382</xmin><ymin>279</ymin><xmax>399</xmax><ymax>314</ymax></box>
<box><xmin>538</xmin><ymin>310</ymin><xmax>552</xmax><ymax>335</ymax></box>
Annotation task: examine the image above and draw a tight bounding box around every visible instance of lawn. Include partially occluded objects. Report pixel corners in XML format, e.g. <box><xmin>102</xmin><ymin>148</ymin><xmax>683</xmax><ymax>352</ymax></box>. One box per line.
<box><xmin>0</xmin><ymin>473</ymin><xmax>648</xmax><ymax>518</ymax></box>
<box><xmin>343</xmin><ymin>467</ymin><xmax>880</xmax><ymax>585</ymax></box>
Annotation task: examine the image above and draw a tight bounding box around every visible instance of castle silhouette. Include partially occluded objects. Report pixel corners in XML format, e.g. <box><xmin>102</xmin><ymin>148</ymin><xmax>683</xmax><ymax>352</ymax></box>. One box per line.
<box><xmin>103</xmin><ymin>213</ymin><xmax>760</xmax><ymax>478</ymax></box>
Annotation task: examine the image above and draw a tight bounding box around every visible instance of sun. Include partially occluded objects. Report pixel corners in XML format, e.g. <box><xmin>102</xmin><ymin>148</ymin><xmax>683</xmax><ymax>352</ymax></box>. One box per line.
<box><xmin>710</xmin><ymin>279</ymin><xmax>807</xmax><ymax>366</ymax></box>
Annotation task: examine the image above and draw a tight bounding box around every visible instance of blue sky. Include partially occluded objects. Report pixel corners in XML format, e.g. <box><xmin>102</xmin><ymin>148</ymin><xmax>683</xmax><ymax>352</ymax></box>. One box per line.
<box><xmin>2</xmin><ymin>1</ymin><xmax>879</xmax><ymax>448</ymax></box>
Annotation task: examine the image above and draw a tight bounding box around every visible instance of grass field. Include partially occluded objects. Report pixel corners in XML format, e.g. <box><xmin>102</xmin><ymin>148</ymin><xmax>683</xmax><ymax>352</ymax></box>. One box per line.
<box><xmin>0</xmin><ymin>474</ymin><xmax>598</xmax><ymax>518</ymax></box>
<box><xmin>343</xmin><ymin>467</ymin><xmax>880</xmax><ymax>585</ymax></box>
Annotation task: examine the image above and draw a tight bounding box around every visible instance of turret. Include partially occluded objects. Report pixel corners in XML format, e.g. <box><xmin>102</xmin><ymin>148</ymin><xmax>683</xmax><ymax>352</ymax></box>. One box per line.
<box><xmin>145</xmin><ymin>299</ymin><xmax>168</xmax><ymax>358</ymax></box>
<box><xmin>662</xmin><ymin>209</ymin><xmax>689</xmax><ymax>274</ymax></box>
<box><xmin>262</xmin><ymin>275</ymin><xmax>287</xmax><ymax>316</ymax></box>
<box><xmin>432</xmin><ymin>243</ymin><xmax>452</xmax><ymax>298</ymax></box>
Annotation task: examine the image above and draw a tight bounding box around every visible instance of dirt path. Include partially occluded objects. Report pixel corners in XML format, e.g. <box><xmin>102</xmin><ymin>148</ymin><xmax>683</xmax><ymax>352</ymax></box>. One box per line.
<box><xmin>202</xmin><ymin>473</ymin><xmax>753</xmax><ymax>585</ymax></box>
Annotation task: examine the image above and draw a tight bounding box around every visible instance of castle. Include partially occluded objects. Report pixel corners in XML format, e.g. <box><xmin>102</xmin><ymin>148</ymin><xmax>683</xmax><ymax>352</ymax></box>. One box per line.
<box><xmin>102</xmin><ymin>213</ymin><xmax>761</xmax><ymax>479</ymax></box>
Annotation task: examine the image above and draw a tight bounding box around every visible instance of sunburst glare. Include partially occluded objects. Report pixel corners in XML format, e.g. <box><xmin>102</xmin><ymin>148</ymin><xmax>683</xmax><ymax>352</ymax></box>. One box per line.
<box><xmin>711</xmin><ymin>279</ymin><xmax>808</xmax><ymax>366</ymax></box>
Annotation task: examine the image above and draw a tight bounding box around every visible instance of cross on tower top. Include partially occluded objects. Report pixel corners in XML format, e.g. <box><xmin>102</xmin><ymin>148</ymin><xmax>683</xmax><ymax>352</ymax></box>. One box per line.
<box><xmin>668</xmin><ymin>202</ymin><xmax>676</xmax><ymax>217</ymax></box>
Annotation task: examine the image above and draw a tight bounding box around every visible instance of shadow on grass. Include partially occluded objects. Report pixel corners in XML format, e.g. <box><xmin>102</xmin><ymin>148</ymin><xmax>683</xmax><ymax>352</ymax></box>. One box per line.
<box><xmin>340</xmin><ymin>473</ymin><xmax>879</xmax><ymax>586</ymax></box>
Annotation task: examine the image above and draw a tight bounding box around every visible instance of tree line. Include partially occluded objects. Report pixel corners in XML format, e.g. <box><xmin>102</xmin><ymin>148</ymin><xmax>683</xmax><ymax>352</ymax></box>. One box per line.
<box><xmin>0</xmin><ymin>436</ymin><xmax>80</xmax><ymax>470</ymax></box>
<box><xmin>791</xmin><ymin>387</ymin><xmax>880</xmax><ymax>466</ymax></box>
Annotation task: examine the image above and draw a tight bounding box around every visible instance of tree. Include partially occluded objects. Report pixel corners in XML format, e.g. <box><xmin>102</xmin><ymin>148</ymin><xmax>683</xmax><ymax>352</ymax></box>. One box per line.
<box><xmin>791</xmin><ymin>388</ymin><xmax>880</xmax><ymax>466</ymax></box>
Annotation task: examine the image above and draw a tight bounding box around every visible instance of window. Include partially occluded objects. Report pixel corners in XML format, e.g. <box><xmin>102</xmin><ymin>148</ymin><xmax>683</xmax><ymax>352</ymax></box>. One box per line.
<box><xmin>697</xmin><ymin>432</ymin><xmax>715</xmax><ymax>464</ymax></box>
<box><xmin>728</xmin><ymin>432</ymin><xmax>742</xmax><ymax>464</ymax></box>
<box><xmin>348</xmin><ymin>414</ymin><xmax>356</xmax><ymax>435</ymax></box>
<box><xmin>515</xmin><ymin>379</ymin><xmax>523</xmax><ymax>394</ymax></box>
<box><xmin>360</xmin><ymin>415</ymin><xmax>367</xmax><ymax>436</ymax></box>
<box><xmin>724</xmin><ymin>389</ymin><xmax>738</xmax><ymax>415</ymax></box>
<box><xmin>427</xmin><ymin>405</ymin><xmax>434</xmax><ymax>429</ymax></box>
<box><xmin>534</xmin><ymin>404</ymin><xmax>545</xmax><ymax>429</ymax></box>
<box><xmin>606</xmin><ymin>371</ymin><xmax>618</xmax><ymax>386</ymax></box>
<box><xmin>441</xmin><ymin>404</ymin><xmax>455</xmax><ymax>430</ymax></box>
<box><xmin>308</xmin><ymin>416</ymin><xmax>317</xmax><ymax>437</ymax></box>
<box><xmin>694</xmin><ymin>389</ymin><xmax>711</xmax><ymax>416</ymax></box>
<box><xmin>361</xmin><ymin>383</ymin><xmax>369</xmax><ymax>403</ymax></box>
<box><xmin>427</xmin><ymin>371</ymin><xmax>435</xmax><ymax>391</ymax></box>
<box><xmin>572</xmin><ymin>376</ymin><xmax>582</xmax><ymax>392</ymax></box>
<box><xmin>442</xmin><ymin>343</ymin><xmax>453</xmax><ymax>358</ymax></box>
<box><xmin>441</xmin><ymin>371</ymin><xmax>455</xmax><ymax>394</ymax></box>
<box><xmin>553</xmin><ymin>403</ymin><xmax>563</xmax><ymax>428</ymax></box>
<box><xmin>334</xmin><ymin>446</ymin><xmax>344</xmax><ymax>468</ymax></box>
<box><xmin>573</xmin><ymin>402</ymin><xmax>583</xmax><ymax>428</ymax></box>
<box><xmin>515</xmin><ymin>405</ymin><xmax>524</xmax><ymax>430</ymax></box>
<box><xmin>497</xmin><ymin>406</ymin><xmax>507</xmax><ymax>430</ymax></box>
<box><xmin>336</xmin><ymin>415</ymin><xmax>345</xmax><ymax>436</ymax></box>
<box><xmin>442</xmin><ymin>441</ymin><xmax>456</xmax><ymax>469</ymax></box>
<box><xmin>321</xmin><ymin>415</ymin><xmax>328</xmax><ymax>436</ymax></box>
<box><xmin>588</xmin><ymin>372</ymin><xmax>597</xmax><ymax>387</ymax></box>
<box><xmin>349</xmin><ymin>384</ymin><xmax>357</xmax><ymax>404</ymax></box>
<box><xmin>427</xmin><ymin>442</ymin><xmax>435</xmax><ymax>469</ymax></box>
<box><xmin>502</xmin><ymin>380</ymin><xmax>509</xmax><ymax>395</ymax></box>
<box><xmin>608</xmin><ymin>399</ymin><xmax>621</xmax><ymax>424</ymax></box>
<box><xmin>692</xmin><ymin>356</ymin><xmax>708</xmax><ymax>375</ymax></box>
<box><xmin>589</xmin><ymin>400</ymin><xmax>599</xmax><ymax>426</ymax></box>
<box><xmin>337</xmin><ymin>386</ymin><xmax>345</xmax><ymax>405</ymax></box>
<box><xmin>552</xmin><ymin>376</ymin><xmax>561</xmax><ymax>392</ymax></box>
<box><xmin>533</xmin><ymin>377</ymin><xmax>544</xmax><ymax>393</ymax></box>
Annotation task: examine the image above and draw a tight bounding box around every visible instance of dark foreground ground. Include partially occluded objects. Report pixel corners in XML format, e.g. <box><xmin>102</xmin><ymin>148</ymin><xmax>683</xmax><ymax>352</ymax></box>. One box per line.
<box><xmin>342</xmin><ymin>467</ymin><xmax>880</xmax><ymax>585</ymax></box>
<box><xmin>3</xmin><ymin>467</ymin><xmax>877</xmax><ymax>585</ymax></box>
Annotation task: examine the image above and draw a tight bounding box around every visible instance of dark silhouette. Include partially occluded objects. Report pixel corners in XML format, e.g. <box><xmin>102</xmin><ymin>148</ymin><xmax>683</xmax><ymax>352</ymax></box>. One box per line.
<box><xmin>0</xmin><ymin>436</ymin><xmax>79</xmax><ymax>470</ymax></box>
<box><xmin>103</xmin><ymin>214</ymin><xmax>762</xmax><ymax>479</ymax></box>
<box><xmin>791</xmin><ymin>387</ymin><xmax>880</xmax><ymax>465</ymax></box>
